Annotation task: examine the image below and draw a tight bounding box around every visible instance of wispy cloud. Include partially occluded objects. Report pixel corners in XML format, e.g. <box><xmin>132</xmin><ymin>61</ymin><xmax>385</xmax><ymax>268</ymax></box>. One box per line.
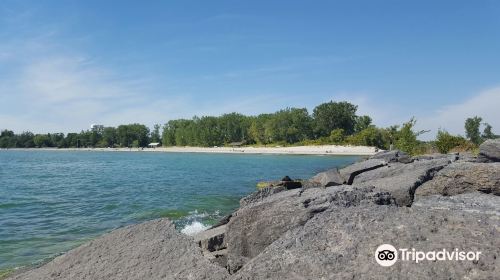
<box><xmin>416</xmin><ymin>87</ymin><xmax>500</xmax><ymax>140</ymax></box>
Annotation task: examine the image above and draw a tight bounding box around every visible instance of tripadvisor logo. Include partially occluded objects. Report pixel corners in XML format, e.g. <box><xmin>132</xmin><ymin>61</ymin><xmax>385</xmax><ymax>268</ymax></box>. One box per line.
<box><xmin>375</xmin><ymin>244</ymin><xmax>482</xmax><ymax>267</ymax></box>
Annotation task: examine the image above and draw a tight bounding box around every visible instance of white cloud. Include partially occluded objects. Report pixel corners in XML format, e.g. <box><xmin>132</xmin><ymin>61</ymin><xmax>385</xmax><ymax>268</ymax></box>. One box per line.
<box><xmin>416</xmin><ymin>87</ymin><xmax>500</xmax><ymax>140</ymax></box>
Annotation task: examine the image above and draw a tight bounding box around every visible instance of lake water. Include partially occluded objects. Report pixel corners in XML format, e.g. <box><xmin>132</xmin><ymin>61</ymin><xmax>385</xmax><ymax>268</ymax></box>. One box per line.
<box><xmin>0</xmin><ymin>150</ymin><xmax>360</xmax><ymax>270</ymax></box>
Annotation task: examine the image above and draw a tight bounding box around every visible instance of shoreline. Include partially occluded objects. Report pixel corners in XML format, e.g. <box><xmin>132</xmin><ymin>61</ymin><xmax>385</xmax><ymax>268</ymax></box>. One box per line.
<box><xmin>1</xmin><ymin>145</ymin><xmax>377</xmax><ymax>156</ymax></box>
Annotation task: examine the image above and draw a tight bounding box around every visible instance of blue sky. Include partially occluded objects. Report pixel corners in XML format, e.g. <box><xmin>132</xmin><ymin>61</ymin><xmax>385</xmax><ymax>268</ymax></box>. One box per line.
<box><xmin>1</xmin><ymin>0</ymin><xmax>499</xmax><ymax>139</ymax></box>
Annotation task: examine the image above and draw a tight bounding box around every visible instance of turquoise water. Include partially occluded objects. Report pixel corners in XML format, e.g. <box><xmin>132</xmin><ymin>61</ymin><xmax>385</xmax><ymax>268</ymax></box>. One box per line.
<box><xmin>0</xmin><ymin>150</ymin><xmax>360</xmax><ymax>270</ymax></box>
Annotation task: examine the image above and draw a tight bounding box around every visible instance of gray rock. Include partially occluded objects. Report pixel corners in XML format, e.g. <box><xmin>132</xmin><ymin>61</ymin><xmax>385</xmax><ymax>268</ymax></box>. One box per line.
<box><xmin>415</xmin><ymin>162</ymin><xmax>500</xmax><ymax>197</ymax></box>
<box><xmin>239</xmin><ymin>186</ymin><xmax>286</xmax><ymax>207</ymax></box>
<box><xmin>225</xmin><ymin>186</ymin><xmax>395</xmax><ymax>273</ymax></box>
<box><xmin>413</xmin><ymin>192</ymin><xmax>500</xmax><ymax>216</ymax></box>
<box><xmin>370</xmin><ymin>149</ymin><xmax>412</xmax><ymax>163</ymax></box>
<box><xmin>9</xmin><ymin>219</ymin><xmax>229</xmax><ymax>280</ymax></box>
<box><xmin>309</xmin><ymin>168</ymin><xmax>344</xmax><ymax>187</ymax></box>
<box><xmin>353</xmin><ymin>159</ymin><xmax>450</xmax><ymax>206</ymax></box>
<box><xmin>478</xmin><ymin>138</ymin><xmax>500</xmax><ymax>162</ymax></box>
<box><xmin>194</xmin><ymin>225</ymin><xmax>226</xmax><ymax>253</ymax></box>
<box><xmin>233</xmin><ymin>203</ymin><xmax>499</xmax><ymax>280</ymax></box>
<box><xmin>339</xmin><ymin>159</ymin><xmax>387</xmax><ymax>184</ymax></box>
<box><xmin>413</xmin><ymin>153</ymin><xmax>458</xmax><ymax>162</ymax></box>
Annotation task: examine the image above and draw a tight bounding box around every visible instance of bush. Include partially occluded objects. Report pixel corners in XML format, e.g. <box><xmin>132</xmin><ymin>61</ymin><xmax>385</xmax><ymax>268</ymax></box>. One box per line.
<box><xmin>435</xmin><ymin>130</ymin><xmax>467</xmax><ymax>154</ymax></box>
<box><xmin>346</xmin><ymin>126</ymin><xmax>389</xmax><ymax>149</ymax></box>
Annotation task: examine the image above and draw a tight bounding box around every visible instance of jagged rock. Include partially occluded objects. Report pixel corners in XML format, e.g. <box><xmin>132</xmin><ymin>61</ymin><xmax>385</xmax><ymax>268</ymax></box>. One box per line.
<box><xmin>233</xmin><ymin>203</ymin><xmax>499</xmax><ymax>280</ymax></box>
<box><xmin>240</xmin><ymin>186</ymin><xmax>286</xmax><ymax>207</ymax></box>
<box><xmin>370</xmin><ymin>149</ymin><xmax>412</xmax><ymax>163</ymax></box>
<box><xmin>309</xmin><ymin>168</ymin><xmax>344</xmax><ymax>187</ymax></box>
<box><xmin>339</xmin><ymin>159</ymin><xmax>387</xmax><ymax>184</ymax></box>
<box><xmin>415</xmin><ymin>162</ymin><xmax>500</xmax><ymax>197</ymax></box>
<box><xmin>225</xmin><ymin>186</ymin><xmax>395</xmax><ymax>273</ymax></box>
<box><xmin>194</xmin><ymin>225</ymin><xmax>227</xmax><ymax>252</ymax></box>
<box><xmin>9</xmin><ymin>219</ymin><xmax>229</xmax><ymax>280</ymax></box>
<box><xmin>353</xmin><ymin>159</ymin><xmax>450</xmax><ymax>206</ymax></box>
<box><xmin>478</xmin><ymin>139</ymin><xmax>500</xmax><ymax>162</ymax></box>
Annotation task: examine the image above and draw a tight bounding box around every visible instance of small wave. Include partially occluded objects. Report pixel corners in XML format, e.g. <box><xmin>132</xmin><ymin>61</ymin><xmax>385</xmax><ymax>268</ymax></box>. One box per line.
<box><xmin>181</xmin><ymin>221</ymin><xmax>209</xmax><ymax>236</ymax></box>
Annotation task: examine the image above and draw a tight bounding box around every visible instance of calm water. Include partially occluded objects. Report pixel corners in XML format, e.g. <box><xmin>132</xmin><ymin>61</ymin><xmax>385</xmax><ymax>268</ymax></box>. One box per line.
<box><xmin>0</xmin><ymin>150</ymin><xmax>360</xmax><ymax>270</ymax></box>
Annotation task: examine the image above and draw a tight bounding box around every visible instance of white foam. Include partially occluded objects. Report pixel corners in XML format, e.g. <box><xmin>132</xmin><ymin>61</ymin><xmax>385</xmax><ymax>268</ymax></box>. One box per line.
<box><xmin>181</xmin><ymin>221</ymin><xmax>209</xmax><ymax>236</ymax></box>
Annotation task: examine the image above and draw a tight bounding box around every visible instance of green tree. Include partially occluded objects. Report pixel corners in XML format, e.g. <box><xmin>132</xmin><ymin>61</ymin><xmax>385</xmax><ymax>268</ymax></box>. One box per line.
<box><xmin>150</xmin><ymin>124</ymin><xmax>162</xmax><ymax>144</ymax></box>
<box><xmin>312</xmin><ymin>101</ymin><xmax>358</xmax><ymax>137</ymax></box>
<box><xmin>354</xmin><ymin>115</ymin><xmax>372</xmax><ymax>133</ymax></box>
<box><xmin>395</xmin><ymin>118</ymin><xmax>427</xmax><ymax>155</ymax></box>
<box><xmin>465</xmin><ymin>116</ymin><xmax>482</xmax><ymax>145</ymax></box>
<box><xmin>482</xmin><ymin>123</ymin><xmax>495</xmax><ymax>140</ymax></box>
<box><xmin>329</xmin><ymin>128</ymin><xmax>345</xmax><ymax>144</ymax></box>
<box><xmin>33</xmin><ymin>134</ymin><xmax>52</xmax><ymax>148</ymax></box>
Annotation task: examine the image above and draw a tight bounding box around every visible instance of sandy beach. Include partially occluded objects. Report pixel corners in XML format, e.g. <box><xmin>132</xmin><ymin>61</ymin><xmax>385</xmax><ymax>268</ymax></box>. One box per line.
<box><xmin>3</xmin><ymin>145</ymin><xmax>378</xmax><ymax>156</ymax></box>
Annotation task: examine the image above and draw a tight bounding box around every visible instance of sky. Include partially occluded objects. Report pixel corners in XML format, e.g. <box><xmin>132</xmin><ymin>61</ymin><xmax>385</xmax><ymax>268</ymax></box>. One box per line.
<box><xmin>1</xmin><ymin>0</ymin><xmax>499</xmax><ymax>139</ymax></box>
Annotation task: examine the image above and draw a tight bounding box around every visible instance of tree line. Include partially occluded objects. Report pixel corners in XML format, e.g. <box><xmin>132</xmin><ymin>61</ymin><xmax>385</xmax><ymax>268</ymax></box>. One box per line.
<box><xmin>0</xmin><ymin>101</ymin><xmax>497</xmax><ymax>155</ymax></box>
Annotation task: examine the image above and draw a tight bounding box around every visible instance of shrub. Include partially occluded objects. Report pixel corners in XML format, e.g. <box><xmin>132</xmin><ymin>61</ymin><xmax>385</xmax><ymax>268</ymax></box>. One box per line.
<box><xmin>346</xmin><ymin>126</ymin><xmax>389</xmax><ymax>149</ymax></box>
<box><xmin>435</xmin><ymin>130</ymin><xmax>467</xmax><ymax>154</ymax></box>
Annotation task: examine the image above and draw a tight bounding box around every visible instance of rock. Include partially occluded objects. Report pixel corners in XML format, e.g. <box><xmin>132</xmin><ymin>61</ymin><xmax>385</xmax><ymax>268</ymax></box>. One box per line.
<box><xmin>457</xmin><ymin>152</ymin><xmax>478</xmax><ymax>162</ymax></box>
<box><xmin>339</xmin><ymin>159</ymin><xmax>387</xmax><ymax>184</ymax></box>
<box><xmin>209</xmin><ymin>214</ymin><xmax>232</xmax><ymax>229</ymax></box>
<box><xmin>240</xmin><ymin>186</ymin><xmax>286</xmax><ymax>207</ymax></box>
<box><xmin>413</xmin><ymin>153</ymin><xmax>457</xmax><ymax>161</ymax></box>
<box><xmin>225</xmin><ymin>186</ymin><xmax>395</xmax><ymax>273</ymax></box>
<box><xmin>370</xmin><ymin>149</ymin><xmax>412</xmax><ymax>163</ymax></box>
<box><xmin>9</xmin><ymin>219</ymin><xmax>229</xmax><ymax>280</ymax></box>
<box><xmin>413</xmin><ymin>192</ymin><xmax>500</xmax><ymax>216</ymax></box>
<box><xmin>256</xmin><ymin>176</ymin><xmax>302</xmax><ymax>190</ymax></box>
<box><xmin>233</xmin><ymin>203</ymin><xmax>499</xmax><ymax>280</ymax></box>
<box><xmin>415</xmin><ymin>162</ymin><xmax>500</xmax><ymax>197</ymax></box>
<box><xmin>309</xmin><ymin>168</ymin><xmax>344</xmax><ymax>187</ymax></box>
<box><xmin>353</xmin><ymin>159</ymin><xmax>450</xmax><ymax>206</ymax></box>
<box><xmin>194</xmin><ymin>225</ymin><xmax>227</xmax><ymax>252</ymax></box>
<box><xmin>279</xmin><ymin>180</ymin><xmax>302</xmax><ymax>190</ymax></box>
<box><xmin>478</xmin><ymin>139</ymin><xmax>500</xmax><ymax>162</ymax></box>
<box><xmin>203</xmin><ymin>249</ymin><xmax>228</xmax><ymax>268</ymax></box>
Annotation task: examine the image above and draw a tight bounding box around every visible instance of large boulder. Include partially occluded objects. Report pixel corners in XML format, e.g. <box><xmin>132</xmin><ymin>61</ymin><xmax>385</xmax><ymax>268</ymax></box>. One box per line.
<box><xmin>339</xmin><ymin>159</ymin><xmax>387</xmax><ymax>184</ymax></box>
<box><xmin>415</xmin><ymin>162</ymin><xmax>500</xmax><ymax>197</ymax></box>
<box><xmin>370</xmin><ymin>149</ymin><xmax>412</xmax><ymax>163</ymax></box>
<box><xmin>225</xmin><ymin>186</ymin><xmax>395</xmax><ymax>273</ymax></box>
<box><xmin>478</xmin><ymin>139</ymin><xmax>500</xmax><ymax>162</ymax></box>
<box><xmin>309</xmin><ymin>168</ymin><xmax>344</xmax><ymax>187</ymax></box>
<box><xmin>353</xmin><ymin>159</ymin><xmax>450</xmax><ymax>206</ymax></box>
<box><xmin>233</xmin><ymin>200</ymin><xmax>499</xmax><ymax>280</ymax></box>
<box><xmin>9</xmin><ymin>219</ymin><xmax>229</xmax><ymax>280</ymax></box>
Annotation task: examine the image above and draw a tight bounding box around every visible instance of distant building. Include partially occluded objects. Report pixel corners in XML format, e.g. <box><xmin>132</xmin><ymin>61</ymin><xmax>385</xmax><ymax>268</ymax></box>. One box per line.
<box><xmin>148</xmin><ymin>142</ymin><xmax>160</xmax><ymax>148</ymax></box>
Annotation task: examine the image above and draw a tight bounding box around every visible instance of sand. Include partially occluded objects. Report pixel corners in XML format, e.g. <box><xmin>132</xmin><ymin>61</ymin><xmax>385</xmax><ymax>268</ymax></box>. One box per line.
<box><xmin>3</xmin><ymin>145</ymin><xmax>378</xmax><ymax>156</ymax></box>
